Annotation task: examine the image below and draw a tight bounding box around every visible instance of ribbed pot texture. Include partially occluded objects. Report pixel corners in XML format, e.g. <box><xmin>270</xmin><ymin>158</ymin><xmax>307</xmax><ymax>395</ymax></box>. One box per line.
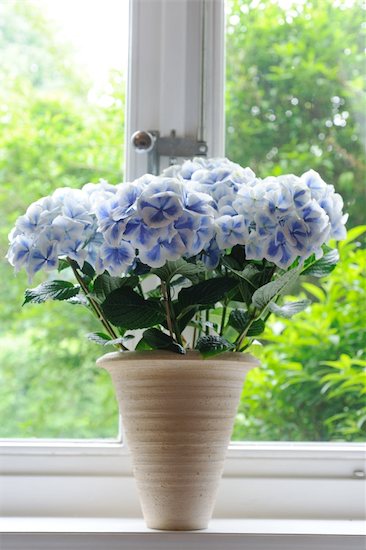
<box><xmin>97</xmin><ymin>350</ymin><xmax>258</xmax><ymax>531</ymax></box>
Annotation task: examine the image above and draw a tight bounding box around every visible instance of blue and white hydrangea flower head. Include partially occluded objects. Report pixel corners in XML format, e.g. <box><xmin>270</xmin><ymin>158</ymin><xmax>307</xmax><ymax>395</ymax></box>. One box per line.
<box><xmin>7</xmin><ymin>158</ymin><xmax>348</xmax><ymax>280</ymax></box>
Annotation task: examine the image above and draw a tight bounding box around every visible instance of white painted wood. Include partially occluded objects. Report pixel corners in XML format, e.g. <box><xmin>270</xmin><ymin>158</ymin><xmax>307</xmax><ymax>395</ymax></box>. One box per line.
<box><xmin>0</xmin><ymin>441</ymin><xmax>365</xmax><ymax>518</ymax></box>
<box><xmin>0</xmin><ymin>519</ymin><xmax>364</xmax><ymax>550</ymax></box>
<box><xmin>1</xmin><ymin>474</ymin><xmax>365</xmax><ymax>519</ymax></box>
<box><xmin>1</xmin><ymin>517</ymin><xmax>365</xmax><ymax>535</ymax></box>
<box><xmin>125</xmin><ymin>0</ymin><xmax>225</xmax><ymax>180</ymax></box>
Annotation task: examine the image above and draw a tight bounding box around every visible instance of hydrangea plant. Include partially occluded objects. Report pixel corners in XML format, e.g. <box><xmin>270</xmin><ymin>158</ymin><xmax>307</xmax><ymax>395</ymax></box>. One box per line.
<box><xmin>7</xmin><ymin>158</ymin><xmax>347</xmax><ymax>356</ymax></box>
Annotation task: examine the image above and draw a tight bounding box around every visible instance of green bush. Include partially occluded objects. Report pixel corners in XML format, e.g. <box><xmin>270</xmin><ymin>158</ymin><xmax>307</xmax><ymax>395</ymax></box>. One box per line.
<box><xmin>226</xmin><ymin>0</ymin><xmax>366</xmax><ymax>227</ymax></box>
<box><xmin>233</xmin><ymin>227</ymin><xmax>366</xmax><ymax>441</ymax></box>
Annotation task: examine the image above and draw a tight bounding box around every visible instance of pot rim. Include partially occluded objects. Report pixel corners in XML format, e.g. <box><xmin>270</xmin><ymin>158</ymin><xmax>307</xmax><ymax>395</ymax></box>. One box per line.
<box><xmin>96</xmin><ymin>349</ymin><xmax>260</xmax><ymax>368</ymax></box>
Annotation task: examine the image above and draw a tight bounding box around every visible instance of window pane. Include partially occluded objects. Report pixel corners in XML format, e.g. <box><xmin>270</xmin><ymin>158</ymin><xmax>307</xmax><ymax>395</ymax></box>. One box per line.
<box><xmin>0</xmin><ymin>0</ymin><xmax>129</xmax><ymax>438</ymax></box>
<box><xmin>225</xmin><ymin>0</ymin><xmax>366</xmax><ymax>441</ymax></box>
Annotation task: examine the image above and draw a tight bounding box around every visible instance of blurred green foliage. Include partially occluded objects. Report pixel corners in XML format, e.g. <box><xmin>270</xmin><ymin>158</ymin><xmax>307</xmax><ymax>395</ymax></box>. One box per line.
<box><xmin>233</xmin><ymin>227</ymin><xmax>366</xmax><ymax>441</ymax></box>
<box><xmin>0</xmin><ymin>0</ymin><xmax>364</xmax><ymax>439</ymax></box>
<box><xmin>0</xmin><ymin>0</ymin><xmax>123</xmax><ymax>437</ymax></box>
<box><xmin>226</xmin><ymin>0</ymin><xmax>366</xmax><ymax>227</ymax></box>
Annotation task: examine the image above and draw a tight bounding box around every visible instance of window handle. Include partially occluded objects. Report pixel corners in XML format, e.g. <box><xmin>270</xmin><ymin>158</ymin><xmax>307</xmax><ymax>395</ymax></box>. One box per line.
<box><xmin>131</xmin><ymin>129</ymin><xmax>207</xmax><ymax>175</ymax></box>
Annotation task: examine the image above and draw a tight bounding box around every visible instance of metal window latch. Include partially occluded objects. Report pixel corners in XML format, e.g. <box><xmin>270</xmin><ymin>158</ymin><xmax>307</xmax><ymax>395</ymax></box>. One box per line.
<box><xmin>131</xmin><ymin>129</ymin><xmax>207</xmax><ymax>175</ymax></box>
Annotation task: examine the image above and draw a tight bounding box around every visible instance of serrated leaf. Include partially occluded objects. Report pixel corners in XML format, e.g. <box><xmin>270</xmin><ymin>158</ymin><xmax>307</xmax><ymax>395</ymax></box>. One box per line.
<box><xmin>228</xmin><ymin>309</ymin><xmax>250</xmax><ymax>333</ymax></box>
<box><xmin>93</xmin><ymin>273</ymin><xmax>138</xmax><ymax>302</ymax></box>
<box><xmin>101</xmin><ymin>287</ymin><xmax>165</xmax><ymax>329</ymax></box>
<box><xmin>301</xmin><ymin>249</ymin><xmax>339</xmax><ymax>277</ymax></box>
<box><xmin>222</xmin><ymin>260</ymin><xmax>259</xmax><ymax>287</ymax></box>
<box><xmin>23</xmin><ymin>280</ymin><xmax>80</xmax><ymax>305</ymax></box>
<box><xmin>87</xmin><ymin>332</ymin><xmax>112</xmax><ymax>345</ymax></box>
<box><xmin>195</xmin><ymin>335</ymin><xmax>235</xmax><ymax>357</ymax></box>
<box><xmin>228</xmin><ymin>309</ymin><xmax>265</xmax><ymax>336</ymax></box>
<box><xmin>67</xmin><ymin>295</ymin><xmax>88</xmax><ymax>306</ymax></box>
<box><xmin>247</xmin><ymin>319</ymin><xmax>265</xmax><ymax>336</ymax></box>
<box><xmin>87</xmin><ymin>332</ymin><xmax>133</xmax><ymax>347</ymax></box>
<box><xmin>178</xmin><ymin>277</ymin><xmax>238</xmax><ymax>308</ymax></box>
<box><xmin>268</xmin><ymin>299</ymin><xmax>311</xmax><ymax>319</ymax></box>
<box><xmin>152</xmin><ymin>259</ymin><xmax>206</xmax><ymax>283</ymax></box>
<box><xmin>251</xmin><ymin>267</ymin><xmax>300</xmax><ymax>310</ymax></box>
<box><xmin>142</xmin><ymin>328</ymin><xmax>185</xmax><ymax>354</ymax></box>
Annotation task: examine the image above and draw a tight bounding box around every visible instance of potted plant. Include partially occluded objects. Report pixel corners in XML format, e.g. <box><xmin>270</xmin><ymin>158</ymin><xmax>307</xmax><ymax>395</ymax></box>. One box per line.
<box><xmin>7</xmin><ymin>157</ymin><xmax>347</xmax><ymax>530</ymax></box>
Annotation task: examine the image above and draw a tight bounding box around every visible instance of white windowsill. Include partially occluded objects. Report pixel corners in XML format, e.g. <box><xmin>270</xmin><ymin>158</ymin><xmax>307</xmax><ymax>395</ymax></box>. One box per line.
<box><xmin>1</xmin><ymin>517</ymin><xmax>365</xmax><ymax>535</ymax></box>
<box><xmin>0</xmin><ymin>518</ymin><xmax>364</xmax><ymax>550</ymax></box>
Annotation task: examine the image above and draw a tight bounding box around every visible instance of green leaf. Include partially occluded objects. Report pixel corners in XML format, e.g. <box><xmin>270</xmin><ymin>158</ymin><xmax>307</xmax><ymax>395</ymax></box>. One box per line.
<box><xmin>228</xmin><ymin>309</ymin><xmax>250</xmax><ymax>333</ymax></box>
<box><xmin>87</xmin><ymin>332</ymin><xmax>133</xmax><ymax>347</ymax></box>
<box><xmin>81</xmin><ymin>261</ymin><xmax>96</xmax><ymax>279</ymax></box>
<box><xmin>247</xmin><ymin>319</ymin><xmax>265</xmax><ymax>337</ymax></box>
<box><xmin>301</xmin><ymin>249</ymin><xmax>339</xmax><ymax>277</ymax></box>
<box><xmin>152</xmin><ymin>259</ymin><xmax>206</xmax><ymax>283</ymax></box>
<box><xmin>222</xmin><ymin>261</ymin><xmax>259</xmax><ymax>288</ymax></box>
<box><xmin>23</xmin><ymin>280</ymin><xmax>80</xmax><ymax>305</ymax></box>
<box><xmin>195</xmin><ymin>335</ymin><xmax>235</xmax><ymax>357</ymax></box>
<box><xmin>86</xmin><ymin>332</ymin><xmax>112</xmax><ymax>345</ymax></box>
<box><xmin>93</xmin><ymin>273</ymin><xmax>138</xmax><ymax>302</ymax></box>
<box><xmin>268</xmin><ymin>299</ymin><xmax>311</xmax><ymax>319</ymax></box>
<box><xmin>57</xmin><ymin>259</ymin><xmax>70</xmax><ymax>272</ymax></box>
<box><xmin>142</xmin><ymin>328</ymin><xmax>186</xmax><ymax>354</ymax></box>
<box><xmin>251</xmin><ymin>268</ymin><xmax>300</xmax><ymax>310</ymax></box>
<box><xmin>178</xmin><ymin>277</ymin><xmax>238</xmax><ymax>308</ymax></box>
<box><xmin>135</xmin><ymin>337</ymin><xmax>152</xmax><ymax>351</ymax></box>
<box><xmin>101</xmin><ymin>287</ymin><xmax>165</xmax><ymax>329</ymax></box>
<box><xmin>67</xmin><ymin>295</ymin><xmax>88</xmax><ymax>306</ymax></box>
<box><xmin>228</xmin><ymin>309</ymin><xmax>265</xmax><ymax>336</ymax></box>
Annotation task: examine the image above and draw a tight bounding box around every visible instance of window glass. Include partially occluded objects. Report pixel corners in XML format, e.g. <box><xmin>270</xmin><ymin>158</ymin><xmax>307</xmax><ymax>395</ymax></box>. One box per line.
<box><xmin>226</xmin><ymin>0</ymin><xmax>366</xmax><ymax>441</ymax></box>
<box><xmin>0</xmin><ymin>0</ymin><xmax>128</xmax><ymax>438</ymax></box>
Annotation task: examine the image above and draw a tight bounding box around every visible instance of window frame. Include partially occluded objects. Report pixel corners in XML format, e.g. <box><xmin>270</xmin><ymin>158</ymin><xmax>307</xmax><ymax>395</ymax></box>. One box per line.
<box><xmin>0</xmin><ymin>0</ymin><xmax>365</xmax><ymax>521</ymax></box>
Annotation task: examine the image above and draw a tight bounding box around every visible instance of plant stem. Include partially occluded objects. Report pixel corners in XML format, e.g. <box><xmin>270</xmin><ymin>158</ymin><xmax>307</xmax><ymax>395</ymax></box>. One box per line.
<box><xmin>166</xmin><ymin>282</ymin><xmax>184</xmax><ymax>346</ymax></box>
<box><xmin>161</xmin><ymin>281</ymin><xmax>174</xmax><ymax>339</ymax></box>
<box><xmin>205</xmin><ymin>309</ymin><xmax>210</xmax><ymax>335</ymax></box>
<box><xmin>235</xmin><ymin>310</ymin><xmax>257</xmax><ymax>352</ymax></box>
<box><xmin>67</xmin><ymin>259</ymin><xmax>127</xmax><ymax>351</ymax></box>
<box><xmin>192</xmin><ymin>317</ymin><xmax>198</xmax><ymax>348</ymax></box>
<box><xmin>219</xmin><ymin>301</ymin><xmax>227</xmax><ymax>336</ymax></box>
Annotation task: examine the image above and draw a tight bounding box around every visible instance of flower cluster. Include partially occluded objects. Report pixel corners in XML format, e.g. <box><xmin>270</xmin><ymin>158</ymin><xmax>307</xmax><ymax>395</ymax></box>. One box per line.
<box><xmin>6</xmin><ymin>182</ymin><xmax>113</xmax><ymax>280</ymax></box>
<box><xmin>7</xmin><ymin>158</ymin><xmax>347</xmax><ymax>280</ymax></box>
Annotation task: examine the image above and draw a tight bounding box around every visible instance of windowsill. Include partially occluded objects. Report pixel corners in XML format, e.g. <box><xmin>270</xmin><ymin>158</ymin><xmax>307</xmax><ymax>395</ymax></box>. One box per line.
<box><xmin>1</xmin><ymin>517</ymin><xmax>365</xmax><ymax>535</ymax></box>
<box><xmin>0</xmin><ymin>518</ymin><xmax>364</xmax><ymax>550</ymax></box>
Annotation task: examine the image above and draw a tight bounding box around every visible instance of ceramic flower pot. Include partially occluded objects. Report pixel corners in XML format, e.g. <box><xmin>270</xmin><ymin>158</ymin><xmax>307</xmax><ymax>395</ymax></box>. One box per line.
<box><xmin>97</xmin><ymin>350</ymin><xmax>258</xmax><ymax>531</ymax></box>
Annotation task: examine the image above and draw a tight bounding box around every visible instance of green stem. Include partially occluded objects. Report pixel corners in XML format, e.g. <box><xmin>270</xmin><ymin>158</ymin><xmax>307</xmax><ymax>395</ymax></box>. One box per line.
<box><xmin>219</xmin><ymin>302</ymin><xmax>228</xmax><ymax>337</ymax></box>
<box><xmin>235</xmin><ymin>310</ymin><xmax>257</xmax><ymax>352</ymax></box>
<box><xmin>205</xmin><ymin>309</ymin><xmax>210</xmax><ymax>336</ymax></box>
<box><xmin>67</xmin><ymin>259</ymin><xmax>127</xmax><ymax>351</ymax></box>
<box><xmin>192</xmin><ymin>315</ymin><xmax>198</xmax><ymax>349</ymax></box>
<box><xmin>166</xmin><ymin>283</ymin><xmax>184</xmax><ymax>346</ymax></box>
<box><xmin>161</xmin><ymin>281</ymin><xmax>174</xmax><ymax>339</ymax></box>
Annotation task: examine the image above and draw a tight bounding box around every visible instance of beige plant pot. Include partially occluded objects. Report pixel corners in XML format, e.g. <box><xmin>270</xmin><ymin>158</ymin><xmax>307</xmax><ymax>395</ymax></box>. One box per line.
<box><xmin>97</xmin><ymin>350</ymin><xmax>258</xmax><ymax>531</ymax></box>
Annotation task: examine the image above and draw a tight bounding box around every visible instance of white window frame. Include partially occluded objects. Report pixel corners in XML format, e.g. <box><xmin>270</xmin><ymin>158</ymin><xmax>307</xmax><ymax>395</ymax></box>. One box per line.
<box><xmin>0</xmin><ymin>0</ymin><xmax>365</xmax><ymax>521</ymax></box>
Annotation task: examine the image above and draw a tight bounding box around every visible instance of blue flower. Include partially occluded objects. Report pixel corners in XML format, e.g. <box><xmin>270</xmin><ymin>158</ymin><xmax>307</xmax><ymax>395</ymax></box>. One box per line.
<box><xmin>200</xmin><ymin>238</ymin><xmax>221</xmax><ymax>269</ymax></box>
<box><xmin>6</xmin><ymin>235</ymin><xmax>33</xmax><ymax>272</ymax></box>
<box><xmin>27</xmin><ymin>237</ymin><xmax>59</xmax><ymax>280</ymax></box>
<box><xmin>138</xmin><ymin>234</ymin><xmax>186</xmax><ymax>268</ymax></box>
<box><xmin>266</xmin><ymin>229</ymin><xmax>295</xmax><ymax>268</ymax></box>
<box><xmin>137</xmin><ymin>180</ymin><xmax>184</xmax><ymax>228</ymax></box>
<box><xmin>215</xmin><ymin>215</ymin><xmax>249</xmax><ymax>249</ymax></box>
<box><xmin>123</xmin><ymin>216</ymin><xmax>160</xmax><ymax>248</ymax></box>
<box><xmin>98</xmin><ymin>241</ymin><xmax>135</xmax><ymax>276</ymax></box>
